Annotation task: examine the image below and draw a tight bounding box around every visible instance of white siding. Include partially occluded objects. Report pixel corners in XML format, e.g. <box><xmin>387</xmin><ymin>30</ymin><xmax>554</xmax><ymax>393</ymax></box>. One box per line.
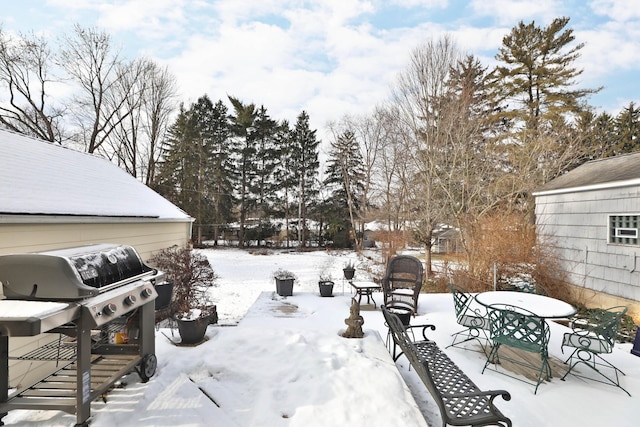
<box><xmin>0</xmin><ymin>220</ymin><xmax>191</xmax><ymax>259</ymax></box>
<box><xmin>536</xmin><ymin>186</ymin><xmax>640</xmax><ymax>310</ymax></box>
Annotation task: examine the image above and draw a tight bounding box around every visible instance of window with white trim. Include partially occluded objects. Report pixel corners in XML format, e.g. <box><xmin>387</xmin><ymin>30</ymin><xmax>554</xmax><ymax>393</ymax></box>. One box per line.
<box><xmin>609</xmin><ymin>215</ymin><xmax>639</xmax><ymax>245</ymax></box>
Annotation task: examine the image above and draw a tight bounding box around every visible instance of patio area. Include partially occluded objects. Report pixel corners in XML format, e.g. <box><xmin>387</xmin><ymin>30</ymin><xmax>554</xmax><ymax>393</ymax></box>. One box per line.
<box><xmin>239</xmin><ymin>290</ymin><xmax>640</xmax><ymax>426</ymax></box>
<box><xmin>4</xmin><ymin>288</ymin><xmax>639</xmax><ymax>426</ymax></box>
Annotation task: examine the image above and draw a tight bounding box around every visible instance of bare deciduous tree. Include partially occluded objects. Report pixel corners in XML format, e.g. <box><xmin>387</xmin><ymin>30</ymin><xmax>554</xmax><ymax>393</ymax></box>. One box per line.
<box><xmin>105</xmin><ymin>59</ymin><xmax>177</xmax><ymax>184</ymax></box>
<box><xmin>61</xmin><ymin>25</ymin><xmax>145</xmax><ymax>154</ymax></box>
<box><xmin>390</xmin><ymin>35</ymin><xmax>460</xmax><ymax>275</ymax></box>
<box><xmin>0</xmin><ymin>28</ymin><xmax>64</xmax><ymax>142</ymax></box>
<box><xmin>141</xmin><ymin>62</ymin><xmax>178</xmax><ymax>186</ymax></box>
<box><xmin>370</xmin><ymin>104</ymin><xmax>411</xmax><ymax>258</ymax></box>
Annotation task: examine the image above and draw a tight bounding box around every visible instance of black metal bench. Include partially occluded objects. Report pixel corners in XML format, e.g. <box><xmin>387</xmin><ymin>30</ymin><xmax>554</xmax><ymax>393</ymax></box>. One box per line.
<box><xmin>382</xmin><ymin>306</ymin><xmax>512</xmax><ymax>427</ymax></box>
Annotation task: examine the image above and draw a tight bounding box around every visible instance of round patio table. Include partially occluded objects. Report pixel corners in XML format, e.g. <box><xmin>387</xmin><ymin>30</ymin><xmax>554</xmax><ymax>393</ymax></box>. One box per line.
<box><xmin>475</xmin><ymin>291</ymin><xmax>577</xmax><ymax>319</ymax></box>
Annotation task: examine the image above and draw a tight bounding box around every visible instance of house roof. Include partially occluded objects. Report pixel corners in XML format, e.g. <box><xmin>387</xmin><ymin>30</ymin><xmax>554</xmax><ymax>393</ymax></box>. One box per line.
<box><xmin>0</xmin><ymin>129</ymin><xmax>191</xmax><ymax>220</ymax></box>
<box><xmin>534</xmin><ymin>151</ymin><xmax>640</xmax><ymax>195</ymax></box>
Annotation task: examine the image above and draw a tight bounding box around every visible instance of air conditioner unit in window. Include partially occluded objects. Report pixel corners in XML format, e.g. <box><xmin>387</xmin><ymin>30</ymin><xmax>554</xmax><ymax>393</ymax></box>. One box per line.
<box><xmin>614</xmin><ymin>227</ymin><xmax>638</xmax><ymax>239</ymax></box>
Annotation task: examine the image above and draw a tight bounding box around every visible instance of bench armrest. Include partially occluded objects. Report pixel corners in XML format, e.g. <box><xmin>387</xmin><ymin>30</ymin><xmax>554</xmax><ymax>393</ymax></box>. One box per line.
<box><xmin>405</xmin><ymin>323</ymin><xmax>436</xmax><ymax>341</ymax></box>
<box><xmin>448</xmin><ymin>389</ymin><xmax>511</xmax><ymax>402</ymax></box>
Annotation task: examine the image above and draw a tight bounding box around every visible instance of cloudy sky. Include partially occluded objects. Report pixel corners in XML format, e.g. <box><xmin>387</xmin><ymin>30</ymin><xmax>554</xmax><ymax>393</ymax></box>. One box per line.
<box><xmin>3</xmin><ymin>0</ymin><xmax>640</xmax><ymax>141</ymax></box>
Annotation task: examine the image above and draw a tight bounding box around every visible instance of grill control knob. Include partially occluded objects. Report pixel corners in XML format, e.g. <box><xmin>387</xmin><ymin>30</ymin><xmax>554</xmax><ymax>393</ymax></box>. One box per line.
<box><xmin>140</xmin><ymin>287</ymin><xmax>154</xmax><ymax>298</ymax></box>
<box><xmin>102</xmin><ymin>303</ymin><xmax>117</xmax><ymax>316</ymax></box>
<box><xmin>124</xmin><ymin>295</ymin><xmax>137</xmax><ymax>306</ymax></box>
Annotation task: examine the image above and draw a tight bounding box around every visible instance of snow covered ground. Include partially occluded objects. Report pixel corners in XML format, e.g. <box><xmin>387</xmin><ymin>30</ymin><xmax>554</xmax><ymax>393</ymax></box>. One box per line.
<box><xmin>3</xmin><ymin>248</ymin><xmax>639</xmax><ymax>426</ymax></box>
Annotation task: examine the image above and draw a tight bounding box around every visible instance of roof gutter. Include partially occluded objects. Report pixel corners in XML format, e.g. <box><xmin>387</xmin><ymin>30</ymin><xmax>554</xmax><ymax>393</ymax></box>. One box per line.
<box><xmin>0</xmin><ymin>214</ymin><xmax>194</xmax><ymax>224</ymax></box>
<box><xmin>533</xmin><ymin>178</ymin><xmax>640</xmax><ymax>197</ymax></box>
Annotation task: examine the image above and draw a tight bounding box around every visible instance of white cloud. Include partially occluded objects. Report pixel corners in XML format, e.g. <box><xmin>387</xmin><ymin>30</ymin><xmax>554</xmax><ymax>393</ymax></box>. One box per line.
<box><xmin>4</xmin><ymin>0</ymin><xmax>638</xmax><ymax>135</ymax></box>
<box><xmin>387</xmin><ymin>0</ymin><xmax>448</xmax><ymax>7</ymax></box>
<box><xmin>589</xmin><ymin>0</ymin><xmax>640</xmax><ymax>21</ymax></box>
<box><xmin>161</xmin><ymin>0</ymin><xmax>435</xmax><ymax>139</ymax></box>
<box><xmin>469</xmin><ymin>0</ymin><xmax>563</xmax><ymax>25</ymax></box>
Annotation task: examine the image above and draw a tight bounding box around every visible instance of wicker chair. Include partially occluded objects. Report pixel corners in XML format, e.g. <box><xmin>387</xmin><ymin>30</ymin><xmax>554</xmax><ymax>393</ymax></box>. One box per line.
<box><xmin>381</xmin><ymin>255</ymin><xmax>423</xmax><ymax>316</ymax></box>
<box><xmin>561</xmin><ymin>305</ymin><xmax>630</xmax><ymax>396</ymax></box>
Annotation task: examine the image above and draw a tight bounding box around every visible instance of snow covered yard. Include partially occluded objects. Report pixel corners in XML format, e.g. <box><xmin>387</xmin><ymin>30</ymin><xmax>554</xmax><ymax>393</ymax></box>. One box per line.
<box><xmin>3</xmin><ymin>248</ymin><xmax>640</xmax><ymax>426</ymax></box>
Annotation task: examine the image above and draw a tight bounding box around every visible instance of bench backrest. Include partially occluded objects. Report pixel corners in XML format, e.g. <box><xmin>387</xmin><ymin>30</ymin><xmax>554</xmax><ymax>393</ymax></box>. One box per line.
<box><xmin>487</xmin><ymin>303</ymin><xmax>549</xmax><ymax>354</ymax></box>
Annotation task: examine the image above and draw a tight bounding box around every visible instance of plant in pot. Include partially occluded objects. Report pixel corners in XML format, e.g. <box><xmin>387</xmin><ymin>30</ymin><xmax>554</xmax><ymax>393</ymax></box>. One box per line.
<box><xmin>150</xmin><ymin>246</ymin><xmax>218</xmax><ymax>345</ymax></box>
<box><xmin>318</xmin><ymin>272</ymin><xmax>334</xmax><ymax>297</ymax></box>
<box><xmin>273</xmin><ymin>268</ymin><xmax>297</xmax><ymax>296</ymax></box>
<box><xmin>343</xmin><ymin>260</ymin><xmax>356</xmax><ymax>280</ymax></box>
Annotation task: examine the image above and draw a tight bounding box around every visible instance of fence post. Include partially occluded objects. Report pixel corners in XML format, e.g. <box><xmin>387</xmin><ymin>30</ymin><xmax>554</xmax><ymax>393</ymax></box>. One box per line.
<box><xmin>493</xmin><ymin>263</ymin><xmax>497</xmax><ymax>291</ymax></box>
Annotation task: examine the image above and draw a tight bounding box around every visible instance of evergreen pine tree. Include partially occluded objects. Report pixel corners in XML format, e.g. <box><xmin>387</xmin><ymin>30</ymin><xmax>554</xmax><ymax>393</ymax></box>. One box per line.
<box><xmin>613</xmin><ymin>102</ymin><xmax>640</xmax><ymax>155</ymax></box>
<box><xmin>252</xmin><ymin>106</ymin><xmax>279</xmax><ymax>221</ymax></box>
<box><xmin>324</xmin><ymin>129</ymin><xmax>365</xmax><ymax>247</ymax></box>
<box><xmin>290</xmin><ymin>111</ymin><xmax>320</xmax><ymax>247</ymax></box>
<box><xmin>155</xmin><ymin>102</ymin><xmax>206</xmax><ymax>243</ymax></box>
<box><xmin>205</xmin><ymin>99</ymin><xmax>236</xmax><ymax>245</ymax></box>
<box><xmin>489</xmin><ymin>17</ymin><xmax>600</xmax><ymax>208</ymax></box>
<box><xmin>228</xmin><ymin>96</ymin><xmax>258</xmax><ymax>247</ymax></box>
<box><xmin>272</xmin><ymin>120</ymin><xmax>297</xmax><ymax>246</ymax></box>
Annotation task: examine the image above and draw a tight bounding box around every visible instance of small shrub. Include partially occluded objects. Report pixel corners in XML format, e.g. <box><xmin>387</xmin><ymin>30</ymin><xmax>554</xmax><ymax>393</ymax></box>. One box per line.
<box><xmin>272</xmin><ymin>268</ymin><xmax>297</xmax><ymax>281</ymax></box>
<box><xmin>149</xmin><ymin>246</ymin><xmax>218</xmax><ymax>322</ymax></box>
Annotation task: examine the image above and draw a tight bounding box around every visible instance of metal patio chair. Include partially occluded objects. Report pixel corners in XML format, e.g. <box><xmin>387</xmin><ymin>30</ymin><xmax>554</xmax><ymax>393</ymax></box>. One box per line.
<box><xmin>381</xmin><ymin>255</ymin><xmax>423</xmax><ymax>315</ymax></box>
<box><xmin>482</xmin><ymin>303</ymin><xmax>551</xmax><ymax>394</ymax></box>
<box><xmin>560</xmin><ymin>305</ymin><xmax>630</xmax><ymax>396</ymax></box>
<box><xmin>446</xmin><ymin>283</ymin><xmax>489</xmax><ymax>355</ymax></box>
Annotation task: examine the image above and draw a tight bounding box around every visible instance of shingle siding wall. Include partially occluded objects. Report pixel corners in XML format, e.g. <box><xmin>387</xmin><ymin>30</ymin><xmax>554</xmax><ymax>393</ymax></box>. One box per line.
<box><xmin>0</xmin><ymin>221</ymin><xmax>191</xmax><ymax>259</ymax></box>
<box><xmin>536</xmin><ymin>186</ymin><xmax>640</xmax><ymax>303</ymax></box>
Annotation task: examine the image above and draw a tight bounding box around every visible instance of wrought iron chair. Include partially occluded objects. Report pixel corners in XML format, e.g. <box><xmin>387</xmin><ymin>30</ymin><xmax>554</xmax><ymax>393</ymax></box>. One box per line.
<box><xmin>482</xmin><ymin>303</ymin><xmax>551</xmax><ymax>394</ymax></box>
<box><xmin>446</xmin><ymin>283</ymin><xmax>490</xmax><ymax>355</ymax></box>
<box><xmin>504</xmin><ymin>276</ymin><xmax>549</xmax><ymax>295</ymax></box>
<box><xmin>381</xmin><ymin>255</ymin><xmax>423</xmax><ymax>315</ymax></box>
<box><xmin>560</xmin><ymin>305</ymin><xmax>630</xmax><ymax>396</ymax></box>
<box><xmin>516</xmin><ymin>282</ymin><xmax>549</xmax><ymax>296</ymax></box>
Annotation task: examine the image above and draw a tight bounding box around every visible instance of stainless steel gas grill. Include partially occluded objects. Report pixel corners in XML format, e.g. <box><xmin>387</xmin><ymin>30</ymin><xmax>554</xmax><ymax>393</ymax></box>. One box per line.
<box><xmin>0</xmin><ymin>244</ymin><xmax>164</xmax><ymax>427</ymax></box>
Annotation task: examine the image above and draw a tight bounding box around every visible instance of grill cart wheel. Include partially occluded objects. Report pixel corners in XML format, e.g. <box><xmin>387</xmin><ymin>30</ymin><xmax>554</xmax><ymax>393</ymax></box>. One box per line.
<box><xmin>137</xmin><ymin>353</ymin><xmax>157</xmax><ymax>382</ymax></box>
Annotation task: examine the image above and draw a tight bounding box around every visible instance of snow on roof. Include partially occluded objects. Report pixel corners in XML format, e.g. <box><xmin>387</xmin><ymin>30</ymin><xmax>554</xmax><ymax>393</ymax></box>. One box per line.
<box><xmin>535</xmin><ymin>151</ymin><xmax>640</xmax><ymax>195</ymax></box>
<box><xmin>0</xmin><ymin>129</ymin><xmax>191</xmax><ymax>220</ymax></box>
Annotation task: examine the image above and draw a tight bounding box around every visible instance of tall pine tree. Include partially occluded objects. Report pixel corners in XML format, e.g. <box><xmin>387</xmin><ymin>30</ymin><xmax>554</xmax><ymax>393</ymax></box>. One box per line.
<box><xmin>155</xmin><ymin>98</ymin><xmax>214</xmax><ymax>244</ymax></box>
<box><xmin>613</xmin><ymin>102</ymin><xmax>640</xmax><ymax>155</ymax></box>
<box><xmin>228</xmin><ymin>96</ymin><xmax>258</xmax><ymax>247</ymax></box>
<box><xmin>490</xmin><ymin>16</ymin><xmax>599</xmax><ymax>209</ymax></box>
<box><xmin>290</xmin><ymin>111</ymin><xmax>320</xmax><ymax>247</ymax></box>
<box><xmin>324</xmin><ymin>129</ymin><xmax>365</xmax><ymax>248</ymax></box>
<box><xmin>204</xmin><ymin>99</ymin><xmax>236</xmax><ymax>245</ymax></box>
<box><xmin>252</xmin><ymin>106</ymin><xmax>279</xmax><ymax>220</ymax></box>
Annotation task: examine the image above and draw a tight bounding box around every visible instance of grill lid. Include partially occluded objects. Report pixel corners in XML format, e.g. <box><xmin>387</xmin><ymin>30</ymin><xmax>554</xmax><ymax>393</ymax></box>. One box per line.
<box><xmin>0</xmin><ymin>243</ymin><xmax>153</xmax><ymax>301</ymax></box>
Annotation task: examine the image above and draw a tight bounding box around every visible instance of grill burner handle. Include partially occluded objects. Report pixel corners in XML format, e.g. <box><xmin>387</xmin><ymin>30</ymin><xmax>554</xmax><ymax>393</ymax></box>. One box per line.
<box><xmin>102</xmin><ymin>303</ymin><xmax>117</xmax><ymax>316</ymax></box>
<box><xmin>141</xmin><ymin>287</ymin><xmax>154</xmax><ymax>298</ymax></box>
